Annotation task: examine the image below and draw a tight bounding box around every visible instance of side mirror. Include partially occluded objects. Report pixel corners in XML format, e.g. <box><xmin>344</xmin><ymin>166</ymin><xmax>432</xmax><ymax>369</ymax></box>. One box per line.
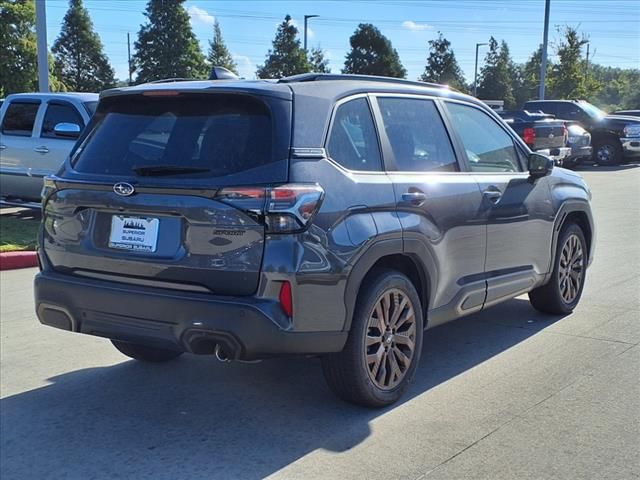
<box><xmin>53</xmin><ymin>122</ymin><xmax>81</xmax><ymax>139</ymax></box>
<box><xmin>528</xmin><ymin>152</ymin><xmax>554</xmax><ymax>178</ymax></box>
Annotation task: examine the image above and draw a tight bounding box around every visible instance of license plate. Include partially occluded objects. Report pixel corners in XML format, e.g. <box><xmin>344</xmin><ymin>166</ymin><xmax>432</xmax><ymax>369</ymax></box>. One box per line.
<box><xmin>109</xmin><ymin>215</ymin><xmax>159</xmax><ymax>252</ymax></box>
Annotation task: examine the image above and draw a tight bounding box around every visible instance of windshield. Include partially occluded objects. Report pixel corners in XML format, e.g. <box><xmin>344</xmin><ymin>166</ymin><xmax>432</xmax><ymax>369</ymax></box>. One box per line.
<box><xmin>579</xmin><ymin>101</ymin><xmax>607</xmax><ymax>120</ymax></box>
<box><xmin>72</xmin><ymin>94</ymin><xmax>287</xmax><ymax>184</ymax></box>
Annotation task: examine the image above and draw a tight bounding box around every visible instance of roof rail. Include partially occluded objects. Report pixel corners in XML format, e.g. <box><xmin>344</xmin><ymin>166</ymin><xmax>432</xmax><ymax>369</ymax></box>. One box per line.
<box><xmin>278</xmin><ymin>73</ymin><xmax>451</xmax><ymax>90</ymax></box>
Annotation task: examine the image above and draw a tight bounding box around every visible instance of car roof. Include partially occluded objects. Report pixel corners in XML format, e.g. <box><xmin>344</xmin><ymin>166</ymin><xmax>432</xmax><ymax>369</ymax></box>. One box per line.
<box><xmin>99</xmin><ymin>74</ymin><xmax>487</xmax><ymax>147</ymax></box>
<box><xmin>5</xmin><ymin>92</ymin><xmax>99</xmax><ymax>102</ymax></box>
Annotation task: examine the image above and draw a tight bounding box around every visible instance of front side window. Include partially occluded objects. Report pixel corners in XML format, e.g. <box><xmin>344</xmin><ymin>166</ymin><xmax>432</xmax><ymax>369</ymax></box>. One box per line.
<box><xmin>446</xmin><ymin>102</ymin><xmax>522</xmax><ymax>173</ymax></box>
<box><xmin>327</xmin><ymin>97</ymin><xmax>382</xmax><ymax>171</ymax></box>
<box><xmin>377</xmin><ymin>97</ymin><xmax>458</xmax><ymax>172</ymax></box>
<box><xmin>1</xmin><ymin>102</ymin><xmax>40</xmax><ymax>136</ymax></box>
<box><xmin>41</xmin><ymin>103</ymin><xmax>85</xmax><ymax>138</ymax></box>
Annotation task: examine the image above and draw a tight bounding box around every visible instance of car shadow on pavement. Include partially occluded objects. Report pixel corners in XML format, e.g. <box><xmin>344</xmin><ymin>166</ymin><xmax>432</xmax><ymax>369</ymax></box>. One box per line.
<box><xmin>0</xmin><ymin>298</ymin><xmax>563</xmax><ymax>480</ymax></box>
<box><xmin>574</xmin><ymin>161</ymin><xmax>640</xmax><ymax>172</ymax></box>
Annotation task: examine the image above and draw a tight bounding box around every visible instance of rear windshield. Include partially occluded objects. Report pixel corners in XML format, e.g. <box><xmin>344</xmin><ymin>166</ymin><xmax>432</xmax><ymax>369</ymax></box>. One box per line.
<box><xmin>72</xmin><ymin>94</ymin><xmax>288</xmax><ymax>184</ymax></box>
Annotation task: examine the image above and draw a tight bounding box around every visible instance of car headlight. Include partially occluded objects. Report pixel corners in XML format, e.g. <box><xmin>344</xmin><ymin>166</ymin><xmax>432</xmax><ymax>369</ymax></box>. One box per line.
<box><xmin>623</xmin><ymin>124</ymin><xmax>640</xmax><ymax>137</ymax></box>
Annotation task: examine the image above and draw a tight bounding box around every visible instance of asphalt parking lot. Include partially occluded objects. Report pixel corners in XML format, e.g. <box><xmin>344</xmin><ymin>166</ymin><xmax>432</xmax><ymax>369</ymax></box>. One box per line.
<box><xmin>1</xmin><ymin>163</ymin><xmax>639</xmax><ymax>480</ymax></box>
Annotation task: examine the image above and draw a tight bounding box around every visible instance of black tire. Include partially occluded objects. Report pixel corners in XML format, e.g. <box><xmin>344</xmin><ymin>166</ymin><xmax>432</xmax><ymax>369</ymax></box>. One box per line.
<box><xmin>111</xmin><ymin>339</ymin><xmax>184</xmax><ymax>362</ymax></box>
<box><xmin>593</xmin><ymin>137</ymin><xmax>622</xmax><ymax>166</ymax></box>
<box><xmin>322</xmin><ymin>269</ymin><xmax>424</xmax><ymax>408</ymax></box>
<box><xmin>529</xmin><ymin>223</ymin><xmax>587</xmax><ymax>315</ymax></box>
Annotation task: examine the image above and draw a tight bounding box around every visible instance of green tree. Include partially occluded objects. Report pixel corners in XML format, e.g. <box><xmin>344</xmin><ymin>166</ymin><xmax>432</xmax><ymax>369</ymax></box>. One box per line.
<box><xmin>588</xmin><ymin>65</ymin><xmax>640</xmax><ymax>110</ymax></box>
<box><xmin>207</xmin><ymin>19</ymin><xmax>237</xmax><ymax>74</ymax></box>
<box><xmin>309</xmin><ymin>47</ymin><xmax>330</xmax><ymax>73</ymax></box>
<box><xmin>0</xmin><ymin>0</ymin><xmax>37</xmax><ymax>95</ymax></box>
<box><xmin>419</xmin><ymin>32</ymin><xmax>466</xmax><ymax>91</ymax></box>
<box><xmin>476</xmin><ymin>37</ymin><xmax>516</xmax><ymax>108</ymax></box>
<box><xmin>549</xmin><ymin>27</ymin><xmax>599</xmax><ymax>99</ymax></box>
<box><xmin>51</xmin><ymin>0</ymin><xmax>114</xmax><ymax>92</ymax></box>
<box><xmin>514</xmin><ymin>45</ymin><xmax>552</xmax><ymax>105</ymax></box>
<box><xmin>133</xmin><ymin>0</ymin><xmax>207</xmax><ymax>83</ymax></box>
<box><xmin>343</xmin><ymin>23</ymin><xmax>406</xmax><ymax>78</ymax></box>
<box><xmin>256</xmin><ymin>15</ymin><xmax>310</xmax><ymax>78</ymax></box>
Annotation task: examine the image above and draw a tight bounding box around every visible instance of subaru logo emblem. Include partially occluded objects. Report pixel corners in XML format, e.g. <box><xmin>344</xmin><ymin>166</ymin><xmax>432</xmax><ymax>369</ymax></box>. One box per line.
<box><xmin>113</xmin><ymin>182</ymin><xmax>135</xmax><ymax>196</ymax></box>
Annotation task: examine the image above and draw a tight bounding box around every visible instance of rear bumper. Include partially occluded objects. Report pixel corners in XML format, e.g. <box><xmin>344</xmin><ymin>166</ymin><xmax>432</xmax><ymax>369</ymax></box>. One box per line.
<box><xmin>34</xmin><ymin>271</ymin><xmax>347</xmax><ymax>360</ymax></box>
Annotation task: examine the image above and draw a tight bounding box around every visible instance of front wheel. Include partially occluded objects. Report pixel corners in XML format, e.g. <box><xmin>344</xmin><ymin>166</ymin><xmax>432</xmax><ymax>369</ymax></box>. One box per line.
<box><xmin>322</xmin><ymin>269</ymin><xmax>423</xmax><ymax>408</ymax></box>
<box><xmin>111</xmin><ymin>340</ymin><xmax>184</xmax><ymax>362</ymax></box>
<box><xmin>529</xmin><ymin>223</ymin><xmax>587</xmax><ymax>315</ymax></box>
<box><xmin>593</xmin><ymin>138</ymin><xmax>622</xmax><ymax>166</ymax></box>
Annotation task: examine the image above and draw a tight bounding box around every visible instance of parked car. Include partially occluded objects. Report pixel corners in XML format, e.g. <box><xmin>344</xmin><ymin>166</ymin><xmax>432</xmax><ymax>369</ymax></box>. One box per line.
<box><xmin>498</xmin><ymin>110</ymin><xmax>572</xmax><ymax>166</ymax></box>
<box><xmin>35</xmin><ymin>74</ymin><xmax>595</xmax><ymax>407</ymax></box>
<box><xmin>565</xmin><ymin>124</ymin><xmax>593</xmax><ymax>168</ymax></box>
<box><xmin>611</xmin><ymin>110</ymin><xmax>640</xmax><ymax>118</ymax></box>
<box><xmin>0</xmin><ymin>92</ymin><xmax>98</xmax><ymax>206</ymax></box>
<box><xmin>523</xmin><ymin>100</ymin><xmax>640</xmax><ymax>165</ymax></box>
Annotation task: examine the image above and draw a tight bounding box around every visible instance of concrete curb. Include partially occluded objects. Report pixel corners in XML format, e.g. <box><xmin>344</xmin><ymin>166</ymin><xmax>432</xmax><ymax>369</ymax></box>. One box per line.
<box><xmin>0</xmin><ymin>251</ymin><xmax>38</xmax><ymax>271</ymax></box>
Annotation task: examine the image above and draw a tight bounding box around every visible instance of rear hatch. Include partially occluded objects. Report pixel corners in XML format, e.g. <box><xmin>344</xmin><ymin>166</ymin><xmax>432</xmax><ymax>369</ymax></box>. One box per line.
<box><xmin>532</xmin><ymin>120</ymin><xmax>567</xmax><ymax>150</ymax></box>
<box><xmin>41</xmin><ymin>89</ymin><xmax>291</xmax><ymax>295</ymax></box>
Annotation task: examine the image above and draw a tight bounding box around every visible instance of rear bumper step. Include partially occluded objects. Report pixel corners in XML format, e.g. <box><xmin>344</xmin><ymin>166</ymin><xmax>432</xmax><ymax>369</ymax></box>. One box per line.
<box><xmin>34</xmin><ymin>271</ymin><xmax>347</xmax><ymax>360</ymax></box>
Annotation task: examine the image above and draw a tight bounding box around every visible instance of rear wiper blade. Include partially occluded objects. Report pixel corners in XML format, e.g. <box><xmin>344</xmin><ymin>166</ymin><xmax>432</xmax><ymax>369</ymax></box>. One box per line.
<box><xmin>132</xmin><ymin>165</ymin><xmax>210</xmax><ymax>176</ymax></box>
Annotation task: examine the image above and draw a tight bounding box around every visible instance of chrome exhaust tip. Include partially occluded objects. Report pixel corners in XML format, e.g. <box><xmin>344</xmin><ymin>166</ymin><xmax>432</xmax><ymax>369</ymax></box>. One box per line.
<box><xmin>214</xmin><ymin>344</ymin><xmax>230</xmax><ymax>362</ymax></box>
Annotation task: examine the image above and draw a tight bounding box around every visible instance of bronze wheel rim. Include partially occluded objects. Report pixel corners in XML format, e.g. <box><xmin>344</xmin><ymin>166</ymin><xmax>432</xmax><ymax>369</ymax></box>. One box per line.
<box><xmin>364</xmin><ymin>288</ymin><xmax>417</xmax><ymax>390</ymax></box>
<box><xmin>559</xmin><ymin>234</ymin><xmax>584</xmax><ymax>304</ymax></box>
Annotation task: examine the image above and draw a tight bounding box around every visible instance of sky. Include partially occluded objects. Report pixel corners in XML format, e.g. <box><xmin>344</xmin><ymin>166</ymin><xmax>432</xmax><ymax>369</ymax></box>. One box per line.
<box><xmin>44</xmin><ymin>0</ymin><xmax>640</xmax><ymax>83</ymax></box>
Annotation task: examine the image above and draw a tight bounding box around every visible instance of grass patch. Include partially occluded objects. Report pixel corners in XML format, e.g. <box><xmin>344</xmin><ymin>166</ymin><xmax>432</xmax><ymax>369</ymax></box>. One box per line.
<box><xmin>0</xmin><ymin>213</ymin><xmax>40</xmax><ymax>252</ymax></box>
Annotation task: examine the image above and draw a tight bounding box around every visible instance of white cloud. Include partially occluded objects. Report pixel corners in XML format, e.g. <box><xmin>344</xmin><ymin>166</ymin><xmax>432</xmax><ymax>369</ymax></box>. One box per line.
<box><xmin>402</xmin><ymin>20</ymin><xmax>433</xmax><ymax>32</ymax></box>
<box><xmin>233</xmin><ymin>54</ymin><xmax>256</xmax><ymax>80</ymax></box>
<box><xmin>187</xmin><ymin>6</ymin><xmax>215</xmax><ymax>26</ymax></box>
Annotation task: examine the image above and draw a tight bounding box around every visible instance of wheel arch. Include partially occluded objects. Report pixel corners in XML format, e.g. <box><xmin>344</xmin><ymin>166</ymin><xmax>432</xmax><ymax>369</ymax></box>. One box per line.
<box><xmin>343</xmin><ymin>240</ymin><xmax>432</xmax><ymax>332</ymax></box>
<box><xmin>549</xmin><ymin>201</ymin><xmax>595</xmax><ymax>279</ymax></box>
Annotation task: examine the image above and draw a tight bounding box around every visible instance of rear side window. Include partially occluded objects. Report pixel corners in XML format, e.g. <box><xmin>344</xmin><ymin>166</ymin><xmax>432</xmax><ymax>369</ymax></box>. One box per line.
<box><xmin>72</xmin><ymin>94</ymin><xmax>280</xmax><ymax>182</ymax></box>
<box><xmin>1</xmin><ymin>102</ymin><xmax>40</xmax><ymax>136</ymax></box>
<box><xmin>446</xmin><ymin>102</ymin><xmax>522</xmax><ymax>173</ymax></box>
<box><xmin>377</xmin><ymin>97</ymin><xmax>458</xmax><ymax>172</ymax></box>
<box><xmin>41</xmin><ymin>102</ymin><xmax>84</xmax><ymax>138</ymax></box>
<box><xmin>327</xmin><ymin>98</ymin><xmax>382</xmax><ymax>171</ymax></box>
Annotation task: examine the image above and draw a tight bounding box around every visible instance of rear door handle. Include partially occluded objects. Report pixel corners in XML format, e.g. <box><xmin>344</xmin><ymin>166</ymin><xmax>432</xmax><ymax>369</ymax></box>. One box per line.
<box><xmin>34</xmin><ymin>146</ymin><xmax>49</xmax><ymax>154</ymax></box>
<box><xmin>0</xmin><ymin>144</ymin><xmax>6</xmax><ymax>150</ymax></box>
<box><xmin>483</xmin><ymin>188</ymin><xmax>502</xmax><ymax>203</ymax></box>
<box><xmin>402</xmin><ymin>191</ymin><xmax>427</xmax><ymax>205</ymax></box>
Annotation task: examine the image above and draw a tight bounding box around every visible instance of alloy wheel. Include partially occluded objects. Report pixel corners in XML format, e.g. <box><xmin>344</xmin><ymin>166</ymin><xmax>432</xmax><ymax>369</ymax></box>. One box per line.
<box><xmin>558</xmin><ymin>234</ymin><xmax>584</xmax><ymax>304</ymax></box>
<box><xmin>364</xmin><ymin>288</ymin><xmax>417</xmax><ymax>390</ymax></box>
<box><xmin>596</xmin><ymin>144</ymin><xmax>615</xmax><ymax>164</ymax></box>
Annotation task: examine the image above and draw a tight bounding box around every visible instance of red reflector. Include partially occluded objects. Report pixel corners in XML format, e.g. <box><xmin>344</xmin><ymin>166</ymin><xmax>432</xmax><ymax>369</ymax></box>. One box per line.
<box><xmin>279</xmin><ymin>281</ymin><xmax>293</xmax><ymax>317</ymax></box>
<box><xmin>272</xmin><ymin>188</ymin><xmax>297</xmax><ymax>200</ymax></box>
<box><xmin>217</xmin><ymin>187</ymin><xmax>266</xmax><ymax>199</ymax></box>
<box><xmin>142</xmin><ymin>90</ymin><xmax>181</xmax><ymax>97</ymax></box>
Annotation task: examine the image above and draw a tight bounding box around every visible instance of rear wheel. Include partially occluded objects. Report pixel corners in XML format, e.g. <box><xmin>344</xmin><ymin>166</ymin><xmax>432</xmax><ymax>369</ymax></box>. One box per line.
<box><xmin>322</xmin><ymin>269</ymin><xmax>423</xmax><ymax>408</ymax></box>
<box><xmin>529</xmin><ymin>223</ymin><xmax>587</xmax><ymax>315</ymax></box>
<box><xmin>111</xmin><ymin>340</ymin><xmax>183</xmax><ymax>362</ymax></box>
<box><xmin>593</xmin><ymin>138</ymin><xmax>622</xmax><ymax>165</ymax></box>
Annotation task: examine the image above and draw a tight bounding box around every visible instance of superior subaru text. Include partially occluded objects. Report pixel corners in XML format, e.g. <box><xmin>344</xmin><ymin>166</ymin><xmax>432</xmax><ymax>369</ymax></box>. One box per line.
<box><xmin>34</xmin><ymin>73</ymin><xmax>595</xmax><ymax>407</ymax></box>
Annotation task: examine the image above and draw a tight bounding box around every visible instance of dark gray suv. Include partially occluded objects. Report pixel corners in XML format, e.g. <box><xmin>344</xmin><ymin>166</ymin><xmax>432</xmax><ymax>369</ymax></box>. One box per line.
<box><xmin>34</xmin><ymin>74</ymin><xmax>595</xmax><ymax>407</ymax></box>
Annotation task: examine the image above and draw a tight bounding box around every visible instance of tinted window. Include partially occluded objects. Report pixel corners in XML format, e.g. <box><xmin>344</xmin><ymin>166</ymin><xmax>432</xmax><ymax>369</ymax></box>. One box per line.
<box><xmin>73</xmin><ymin>94</ymin><xmax>276</xmax><ymax>181</ymax></box>
<box><xmin>378</xmin><ymin>97</ymin><xmax>457</xmax><ymax>172</ymax></box>
<box><xmin>447</xmin><ymin>102</ymin><xmax>521</xmax><ymax>172</ymax></box>
<box><xmin>1</xmin><ymin>102</ymin><xmax>40</xmax><ymax>136</ymax></box>
<box><xmin>42</xmin><ymin>103</ymin><xmax>85</xmax><ymax>138</ymax></box>
<box><xmin>327</xmin><ymin>98</ymin><xmax>381</xmax><ymax>171</ymax></box>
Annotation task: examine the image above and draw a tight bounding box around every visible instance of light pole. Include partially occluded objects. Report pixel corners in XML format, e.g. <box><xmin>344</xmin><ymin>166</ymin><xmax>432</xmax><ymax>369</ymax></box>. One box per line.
<box><xmin>539</xmin><ymin>0</ymin><xmax>551</xmax><ymax>99</ymax></box>
<box><xmin>473</xmin><ymin>42</ymin><xmax>487</xmax><ymax>97</ymax></box>
<box><xmin>36</xmin><ymin>0</ymin><xmax>49</xmax><ymax>92</ymax></box>
<box><xmin>304</xmin><ymin>15</ymin><xmax>319</xmax><ymax>52</ymax></box>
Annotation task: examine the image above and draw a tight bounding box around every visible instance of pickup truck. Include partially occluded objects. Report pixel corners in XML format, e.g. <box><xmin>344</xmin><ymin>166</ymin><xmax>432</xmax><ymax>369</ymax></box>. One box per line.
<box><xmin>0</xmin><ymin>92</ymin><xmax>98</xmax><ymax>206</ymax></box>
<box><xmin>498</xmin><ymin>110</ymin><xmax>571</xmax><ymax>166</ymax></box>
<box><xmin>523</xmin><ymin>100</ymin><xmax>640</xmax><ymax>165</ymax></box>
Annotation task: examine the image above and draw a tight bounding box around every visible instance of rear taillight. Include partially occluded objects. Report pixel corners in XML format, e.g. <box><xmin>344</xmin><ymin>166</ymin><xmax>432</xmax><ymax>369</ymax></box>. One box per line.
<box><xmin>215</xmin><ymin>184</ymin><xmax>324</xmax><ymax>234</ymax></box>
<box><xmin>523</xmin><ymin>127</ymin><xmax>536</xmax><ymax>147</ymax></box>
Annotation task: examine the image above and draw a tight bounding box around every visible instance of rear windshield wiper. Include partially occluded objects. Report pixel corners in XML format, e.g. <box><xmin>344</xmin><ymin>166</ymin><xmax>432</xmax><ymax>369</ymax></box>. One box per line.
<box><xmin>132</xmin><ymin>165</ymin><xmax>210</xmax><ymax>176</ymax></box>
